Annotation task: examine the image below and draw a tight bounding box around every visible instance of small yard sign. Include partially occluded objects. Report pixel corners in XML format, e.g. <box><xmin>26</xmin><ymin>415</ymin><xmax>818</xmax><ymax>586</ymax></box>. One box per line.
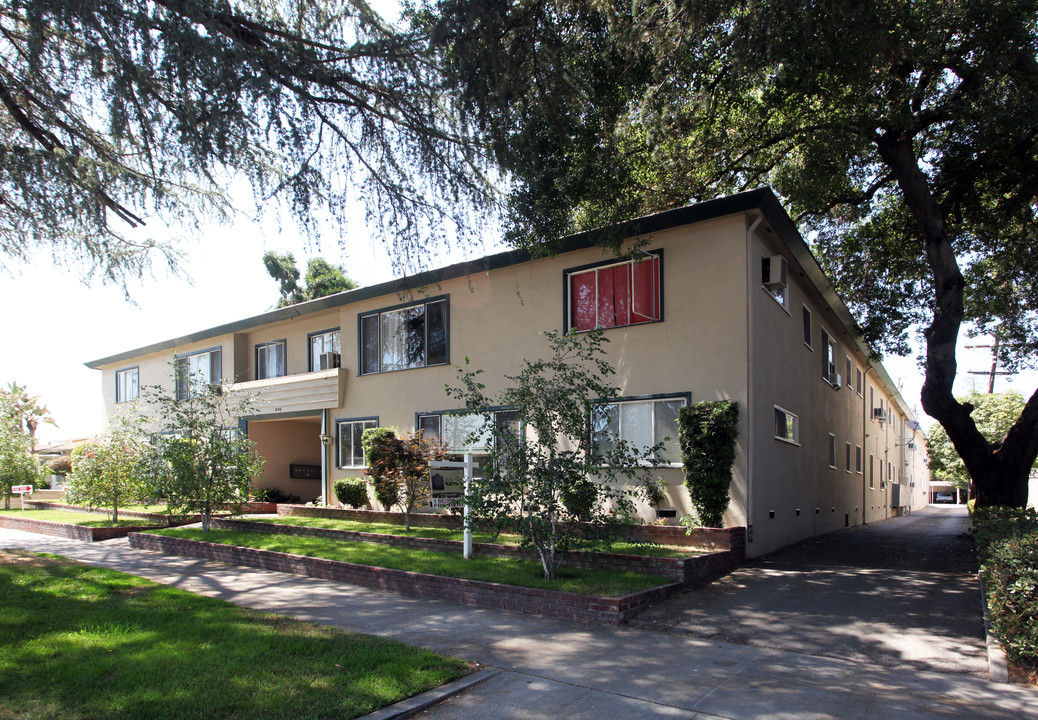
<box><xmin>10</xmin><ymin>485</ymin><xmax>32</xmax><ymax>512</ymax></box>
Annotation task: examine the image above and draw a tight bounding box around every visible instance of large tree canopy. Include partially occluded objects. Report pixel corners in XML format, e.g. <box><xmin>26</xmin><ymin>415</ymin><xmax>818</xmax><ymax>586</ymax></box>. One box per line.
<box><xmin>426</xmin><ymin>0</ymin><xmax>1038</xmax><ymax>506</ymax></box>
<box><xmin>1</xmin><ymin>0</ymin><xmax>492</xmax><ymax>283</ymax></box>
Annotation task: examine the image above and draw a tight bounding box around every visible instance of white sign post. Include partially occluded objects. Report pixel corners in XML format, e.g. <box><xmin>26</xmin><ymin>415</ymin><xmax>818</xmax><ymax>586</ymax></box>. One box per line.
<box><xmin>10</xmin><ymin>485</ymin><xmax>33</xmax><ymax>511</ymax></box>
<box><xmin>429</xmin><ymin>454</ymin><xmax>475</xmax><ymax>559</ymax></box>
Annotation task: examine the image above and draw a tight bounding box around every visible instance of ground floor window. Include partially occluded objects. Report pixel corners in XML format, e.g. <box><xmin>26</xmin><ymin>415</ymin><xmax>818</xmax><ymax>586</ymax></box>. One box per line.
<box><xmin>592</xmin><ymin>395</ymin><xmax>687</xmax><ymax>465</ymax></box>
<box><xmin>336</xmin><ymin>418</ymin><xmax>377</xmax><ymax>468</ymax></box>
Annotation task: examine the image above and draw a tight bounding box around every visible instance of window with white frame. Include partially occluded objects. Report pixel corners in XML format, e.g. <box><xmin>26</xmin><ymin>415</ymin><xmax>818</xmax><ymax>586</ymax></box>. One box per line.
<box><xmin>828</xmin><ymin>434</ymin><xmax>837</xmax><ymax>468</ymax></box>
<box><xmin>566</xmin><ymin>253</ymin><xmax>661</xmax><ymax>332</ymax></box>
<box><xmin>774</xmin><ymin>406</ymin><xmax>800</xmax><ymax>444</ymax></box>
<box><xmin>592</xmin><ymin>395</ymin><xmax>687</xmax><ymax>464</ymax></box>
<box><xmin>360</xmin><ymin>298</ymin><xmax>447</xmax><ymax>374</ymax></box>
<box><xmin>869</xmin><ymin>454</ymin><xmax>875</xmax><ymax>488</ymax></box>
<box><xmin>175</xmin><ymin>348</ymin><xmax>221</xmax><ymax>400</ymax></box>
<box><xmin>255</xmin><ymin>340</ymin><xmax>286</xmax><ymax>380</ymax></box>
<box><xmin>856</xmin><ymin>445</ymin><xmax>863</xmax><ymax>474</ymax></box>
<box><xmin>115</xmin><ymin>367</ymin><xmax>139</xmax><ymax>403</ymax></box>
<box><xmin>845</xmin><ymin>356</ymin><xmax>852</xmax><ymax>387</ymax></box>
<box><xmin>802</xmin><ymin>306</ymin><xmax>813</xmax><ymax>348</ymax></box>
<box><xmin>845</xmin><ymin>442</ymin><xmax>852</xmax><ymax>473</ymax></box>
<box><xmin>855</xmin><ymin>367</ymin><xmax>863</xmax><ymax>396</ymax></box>
<box><xmin>309</xmin><ymin>329</ymin><xmax>341</xmax><ymax>372</ymax></box>
<box><xmin>336</xmin><ymin>418</ymin><xmax>378</xmax><ymax>468</ymax></box>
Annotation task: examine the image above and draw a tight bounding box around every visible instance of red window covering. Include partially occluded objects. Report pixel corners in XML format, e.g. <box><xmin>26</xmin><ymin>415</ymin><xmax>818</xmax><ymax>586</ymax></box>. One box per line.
<box><xmin>570</xmin><ymin>256</ymin><xmax>659</xmax><ymax>331</ymax></box>
<box><xmin>571</xmin><ymin>271</ymin><xmax>597</xmax><ymax>331</ymax></box>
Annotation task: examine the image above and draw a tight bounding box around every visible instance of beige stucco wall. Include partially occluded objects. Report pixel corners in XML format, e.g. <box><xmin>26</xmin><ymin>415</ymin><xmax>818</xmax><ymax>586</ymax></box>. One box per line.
<box><xmin>745</xmin><ymin>221</ymin><xmax>920</xmax><ymax>556</ymax></box>
<box><xmin>247</xmin><ymin>417</ymin><xmax>323</xmax><ymax>502</ymax></box>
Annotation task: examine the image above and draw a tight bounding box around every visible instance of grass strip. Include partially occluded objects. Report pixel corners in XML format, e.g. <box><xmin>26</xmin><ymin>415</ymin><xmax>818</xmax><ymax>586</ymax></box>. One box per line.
<box><xmin>150</xmin><ymin>527</ymin><xmax>672</xmax><ymax>597</ymax></box>
<box><xmin>0</xmin><ymin>508</ymin><xmax>158</xmax><ymax>528</ymax></box>
<box><xmin>0</xmin><ymin>550</ymin><xmax>470</xmax><ymax>720</ymax></box>
<box><xmin>250</xmin><ymin>515</ymin><xmax>700</xmax><ymax>558</ymax></box>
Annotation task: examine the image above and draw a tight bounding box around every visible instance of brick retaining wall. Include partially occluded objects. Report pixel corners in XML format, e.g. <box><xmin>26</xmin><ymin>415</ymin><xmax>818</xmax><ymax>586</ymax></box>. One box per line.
<box><xmin>24</xmin><ymin>501</ymin><xmax>278</xmax><ymax>524</ymax></box>
<box><xmin>0</xmin><ymin>514</ymin><xmax>169</xmax><ymax>542</ymax></box>
<box><xmin>128</xmin><ymin>531</ymin><xmax>683</xmax><ymax>624</ymax></box>
<box><xmin>279</xmin><ymin>505</ymin><xmax>746</xmax><ymax>559</ymax></box>
<box><xmin>214</xmin><ymin>518</ymin><xmax>738</xmax><ymax>585</ymax></box>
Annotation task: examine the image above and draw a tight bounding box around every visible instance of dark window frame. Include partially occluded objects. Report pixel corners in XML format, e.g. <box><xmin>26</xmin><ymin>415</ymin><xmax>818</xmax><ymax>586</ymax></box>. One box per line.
<box><xmin>254</xmin><ymin>339</ymin><xmax>287</xmax><ymax>380</ymax></box>
<box><xmin>562</xmin><ymin>250</ymin><xmax>664</xmax><ymax>334</ymax></box>
<box><xmin>115</xmin><ymin>366</ymin><xmax>139</xmax><ymax>403</ymax></box>
<box><xmin>358</xmin><ymin>295</ymin><xmax>449</xmax><ymax>375</ymax></box>
<box><xmin>308</xmin><ymin>328</ymin><xmax>342</xmax><ymax>373</ymax></box>
<box><xmin>589</xmin><ymin>391</ymin><xmax>690</xmax><ymax>465</ymax></box>
<box><xmin>335</xmin><ymin>416</ymin><xmax>378</xmax><ymax>469</ymax></box>
<box><xmin>175</xmin><ymin>347</ymin><xmax>222</xmax><ymax>401</ymax></box>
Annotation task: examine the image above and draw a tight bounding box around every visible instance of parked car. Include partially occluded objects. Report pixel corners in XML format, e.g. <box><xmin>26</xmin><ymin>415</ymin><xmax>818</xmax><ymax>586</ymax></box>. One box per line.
<box><xmin>934</xmin><ymin>492</ymin><xmax>955</xmax><ymax>504</ymax></box>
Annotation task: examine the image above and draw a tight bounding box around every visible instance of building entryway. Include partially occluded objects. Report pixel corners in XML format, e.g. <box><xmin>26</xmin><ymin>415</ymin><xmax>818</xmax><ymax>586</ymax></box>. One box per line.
<box><xmin>245</xmin><ymin>414</ymin><xmax>325</xmax><ymax>502</ymax></box>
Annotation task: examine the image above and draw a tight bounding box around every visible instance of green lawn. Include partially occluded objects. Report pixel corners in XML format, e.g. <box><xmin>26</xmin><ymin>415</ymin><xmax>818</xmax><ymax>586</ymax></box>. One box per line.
<box><xmin>0</xmin><ymin>550</ymin><xmax>470</xmax><ymax>720</ymax></box>
<box><xmin>151</xmin><ymin>527</ymin><xmax>673</xmax><ymax>597</ymax></box>
<box><xmin>0</xmin><ymin>508</ymin><xmax>159</xmax><ymax>528</ymax></box>
<box><xmin>250</xmin><ymin>515</ymin><xmax>701</xmax><ymax>558</ymax></box>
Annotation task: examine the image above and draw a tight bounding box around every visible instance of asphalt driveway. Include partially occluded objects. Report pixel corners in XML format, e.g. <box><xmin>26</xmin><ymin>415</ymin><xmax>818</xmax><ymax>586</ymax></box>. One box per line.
<box><xmin>631</xmin><ymin>505</ymin><xmax>987</xmax><ymax>676</ymax></box>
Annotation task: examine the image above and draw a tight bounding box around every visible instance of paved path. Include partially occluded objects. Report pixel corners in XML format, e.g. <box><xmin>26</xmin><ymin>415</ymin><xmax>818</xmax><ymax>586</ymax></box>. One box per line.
<box><xmin>2</xmin><ymin>508</ymin><xmax>1036</xmax><ymax>720</ymax></box>
<box><xmin>632</xmin><ymin>506</ymin><xmax>987</xmax><ymax>676</ymax></box>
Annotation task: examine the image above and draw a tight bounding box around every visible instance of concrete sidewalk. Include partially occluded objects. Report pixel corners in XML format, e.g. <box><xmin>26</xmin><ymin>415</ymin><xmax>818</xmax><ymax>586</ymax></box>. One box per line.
<box><xmin>2</xmin><ymin>525</ymin><xmax>1036</xmax><ymax>720</ymax></box>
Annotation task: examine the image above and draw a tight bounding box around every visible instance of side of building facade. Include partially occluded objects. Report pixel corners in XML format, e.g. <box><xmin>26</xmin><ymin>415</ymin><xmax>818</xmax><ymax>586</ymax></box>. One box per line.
<box><xmin>87</xmin><ymin>189</ymin><xmax>929</xmax><ymax>558</ymax></box>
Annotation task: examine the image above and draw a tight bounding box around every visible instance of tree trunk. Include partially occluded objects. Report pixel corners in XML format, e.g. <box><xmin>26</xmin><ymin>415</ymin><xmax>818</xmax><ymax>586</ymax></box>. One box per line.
<box><xmin>877</xmin><ymin>133</ymin><xmax>1036</xmax><ymax>507</ymax></box>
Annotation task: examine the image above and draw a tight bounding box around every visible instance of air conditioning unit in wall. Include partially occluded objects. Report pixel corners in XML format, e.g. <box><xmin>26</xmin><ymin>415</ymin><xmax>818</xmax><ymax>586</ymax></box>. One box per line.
<box><xmin>827</xmin><ymin>372</ymin><xmax>842</xmax><ymax>390</ymax></box>
<box><xmin>872</xmin><ymin>407</ymin><xmax>888</xmax><ymax>422</ymax></box>
<box><xmin>763</xmin><ymin>255</ymin><xmax>788</xmax><ymax>290</ymax></box>
<box><xmin>318</xmin><ymin>352</ymin><xmax>341</xmax><ymax>370</ymax></box>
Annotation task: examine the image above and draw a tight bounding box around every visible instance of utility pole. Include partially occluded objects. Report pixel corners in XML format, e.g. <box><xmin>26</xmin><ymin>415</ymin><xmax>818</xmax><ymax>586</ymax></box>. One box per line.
<box><xmin>966</xmin><ymin>335</ymin><xmax>1012</xmax><ymax>393</ymax></box>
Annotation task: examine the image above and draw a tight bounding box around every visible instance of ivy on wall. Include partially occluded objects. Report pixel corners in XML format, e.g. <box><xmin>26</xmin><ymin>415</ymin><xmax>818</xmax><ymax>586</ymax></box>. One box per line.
<box><xmin>679</xmin><ymin>401</ymin><xmax>740</xmax><ymax>528</ymax></box>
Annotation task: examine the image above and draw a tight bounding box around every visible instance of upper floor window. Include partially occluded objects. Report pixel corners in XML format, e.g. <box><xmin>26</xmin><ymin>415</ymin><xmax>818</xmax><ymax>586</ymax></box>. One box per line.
<box><xmin>255</xmin><ymin>340</ymin><xmax>286</xmax><ymax>380</ymax></box>
<box><xmin>566</xmin><ymin>253</ymin><xmax>661</xmax><ymax>333</ymax></box>
<box><xmin>115</xmin><ymin>367</ymin><xmax>139</xmax><ymax>403</ymax></box>
<box><xmin>360</xmin><ymin>297</ymin><xmax>448</xmax><ymax>375</ymax></box>
<box><xmin>591</xmin><ymin>394</ymin><xmax>687</xmax><ymax>465</ymax></box>
<box><xmin>309</xmin><ymin>329</ymin><xmax>341</xmax><ymax>372</ymax></box>
<box><xmin>774</xmin><ymin>406</ymin><xmax>800</xmax><ymax>445</ymax></box>
<box><xmin>802</xmin><ymin>306</ymin><xmax>812</xmax><ymax>348</ymax></box>
<box><xmin>821</xmin><ymin>328</ymin><xmax>838</xmax><ymax>383</ymax></box>
<box><xmin>336</xmin><ymin>417</ymin><xmax>377</xmax><ymax>468</ymax></box>
<box><xmin>175</xmin><ymin>348</ymin><xmax>221</xmax><ymax>401</ymax></box>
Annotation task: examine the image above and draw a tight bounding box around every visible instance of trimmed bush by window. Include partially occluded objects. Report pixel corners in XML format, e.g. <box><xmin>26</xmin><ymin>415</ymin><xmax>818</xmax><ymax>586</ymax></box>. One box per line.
<box><xmin>678</xmin><ymin>401</ymin><xmax>739</xmax><ymax>528</ymax></box>
<box><xmin>334</xmin><ymin>478</ymin><xmax>369</xmax><ymax>509</ymax></box>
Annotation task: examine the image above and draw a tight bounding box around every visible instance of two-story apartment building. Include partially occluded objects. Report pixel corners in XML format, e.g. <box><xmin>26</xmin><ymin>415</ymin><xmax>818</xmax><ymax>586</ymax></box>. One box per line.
<box><xmin>87</xmin><ymin>188</ymin><xmax>929</xmax><ymax>558</ymax></box>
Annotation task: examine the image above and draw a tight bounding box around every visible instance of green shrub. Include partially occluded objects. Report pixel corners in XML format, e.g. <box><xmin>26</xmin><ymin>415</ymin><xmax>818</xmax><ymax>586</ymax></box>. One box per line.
<box><xmin>252</xmin><ymin>487</ymin><xmax>300</xmax><ymax>504</ymax></box>
<box><xmin>334</xmin><ymin>478</ymin><xmax>369</xmax><ymax>509</ymax></box>
<box><xmin>974</xmin><ymin>506</ymin><xmax>1038</xmax><ymax>668</ymax></box>
<box><xmin>678</xmin><ymin>400</ymin><xmax>739</xmax><ymax>528</ymax></box>
<box><xmin>973</xmin><ymin>506</ymin><xmax>1038</xmax><ymax>561</ymax></box>
<box><xmin>561</xmin><ymin>477</ymin><xmax>598</xmax><ymax>522</ymax></box>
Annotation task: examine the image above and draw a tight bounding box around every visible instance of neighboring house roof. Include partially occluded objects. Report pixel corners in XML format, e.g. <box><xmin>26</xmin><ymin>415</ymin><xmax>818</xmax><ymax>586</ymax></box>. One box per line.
<box><xmin>84</xmin><ymin>187</ymin><xmax>914</xmax><ymax>416</ymax></box>
<box><xmin>34</xmin><ymin>438</ymin><xmax>92</xmax><ymax>457</ymax></box>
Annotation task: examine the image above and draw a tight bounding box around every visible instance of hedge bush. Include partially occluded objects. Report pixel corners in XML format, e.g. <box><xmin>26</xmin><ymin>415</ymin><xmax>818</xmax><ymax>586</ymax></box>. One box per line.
<box><xmin>334</xmin><ymin>478</ymin><xmax>369</xmax><ymax>509</ymax></box>
<box><xmin>678</xmin><ymin>400</ymin><xmax>739</xmax><ymax>528</ymax></box>
<box><xmin>974</xmin><ymin>506</ymin><xmax>1038</xmax><ymax>669</ymax></box>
